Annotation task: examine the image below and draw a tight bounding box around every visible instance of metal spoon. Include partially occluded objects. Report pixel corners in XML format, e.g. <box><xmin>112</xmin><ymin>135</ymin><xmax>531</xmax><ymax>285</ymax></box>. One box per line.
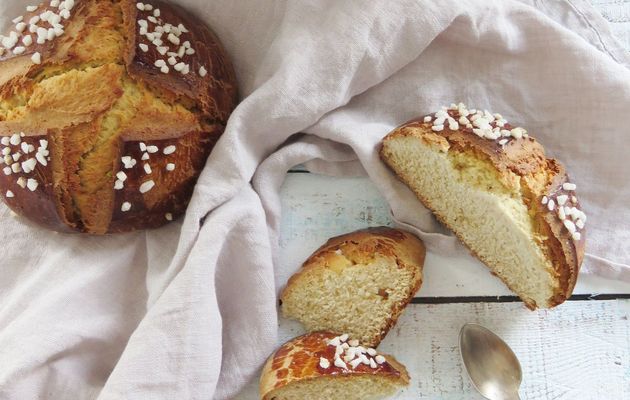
<box><xmin>459</xmin><ymin>323</ymin><xmax>523</xmax><ymax>400</ymax></box>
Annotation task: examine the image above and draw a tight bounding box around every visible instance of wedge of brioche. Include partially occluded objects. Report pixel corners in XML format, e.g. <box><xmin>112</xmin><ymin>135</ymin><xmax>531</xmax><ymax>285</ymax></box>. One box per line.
<box><xmin>380</xmin><ymin>103</ymin><xmax>585</xmax><ymax>309</ymax></box>
<box><xmin>280</xmin><ymin>227</ymin><xmax>425</xmax><ymax>348</ymax></box>
<box><xmin>260</xmin><ymin>332</ymin><xmax>409</xmax><ymax>400</ymax></box>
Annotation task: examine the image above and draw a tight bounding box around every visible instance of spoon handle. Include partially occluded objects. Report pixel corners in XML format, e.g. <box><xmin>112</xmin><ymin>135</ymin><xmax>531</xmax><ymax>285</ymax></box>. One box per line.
<box><xmin>505</xmin><ymin>393</ymin><xmax>521</xmax><ymax>400</ymax></box>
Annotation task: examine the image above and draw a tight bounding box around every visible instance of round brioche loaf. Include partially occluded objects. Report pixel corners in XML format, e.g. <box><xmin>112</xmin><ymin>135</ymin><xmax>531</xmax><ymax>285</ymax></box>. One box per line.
<box><xmin>259</xmin><ymin>332</ymin><xmax>410</xmax><ymax>400</ymax></box>
<box><xmin>380</xmin><ymin>103</ymin><xmax>585</xmax><ymax>309</ymax></box>
<box><xmin>281</xmin><ymin>227</ymin><xmax>425</xmax><ymax>348</ymax></box>
<box><xmin>0</xmin><ymin>0</ymin><xmax>237</xmax><ymax>234</ymax></box>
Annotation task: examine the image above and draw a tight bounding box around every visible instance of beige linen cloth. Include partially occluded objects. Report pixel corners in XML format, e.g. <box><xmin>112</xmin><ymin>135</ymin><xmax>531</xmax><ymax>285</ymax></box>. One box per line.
<box><xmin>0</xmin><ymin>0</ymin><xmax>629</xmax><ymax>399</ymax></box>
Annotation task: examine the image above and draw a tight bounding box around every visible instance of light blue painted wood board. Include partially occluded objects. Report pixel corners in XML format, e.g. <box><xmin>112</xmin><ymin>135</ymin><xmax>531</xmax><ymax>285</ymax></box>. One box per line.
<box><xmin>236</xmin><ymin>300</ymin><xmax>630</xmax><ymax>399</ymax></box>
<box><xmin>592</xmin><ymin>0</ymin><xmax>630</xmax><ymax>49</ymax></box>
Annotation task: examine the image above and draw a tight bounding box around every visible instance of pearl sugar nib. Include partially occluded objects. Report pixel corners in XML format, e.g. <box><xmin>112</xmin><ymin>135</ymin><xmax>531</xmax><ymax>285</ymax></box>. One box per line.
<box><xmin>424</xmin><ymin>102</ymin><xmax>529</xmax><ymax>144</ymax></box>
<box><xmin>0</xmin><ymin>135</ymin><xmax>49</xmax><ymax>197</ymax></box>
<box><xmin>0</xmin><ymin>0</ymin><xmax>76</xmax><ymax>64</ymax></box>
<box><xmin>323</xmin><ymin>334</ymin><xmax>386</xmax><ymax>371</ymax></box>
<box><xmin>541</xmin><ymin>181</ymin><xmax>586</xmax><ymax>242</ymax></box>
<box><xmin>135</xmin><ymin>2</ymin><xmax>209</xmax><ymax>79</ymax></box>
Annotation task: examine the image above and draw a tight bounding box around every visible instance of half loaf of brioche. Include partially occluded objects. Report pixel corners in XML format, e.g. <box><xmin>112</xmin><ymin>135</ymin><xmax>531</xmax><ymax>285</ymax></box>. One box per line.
<box><xmin>380</xmin><ymin>103</ymin><xmax>585</xmax><ymax>309</ymax></box>
<box><xmin>260</xmin><ymin>332</ymin><xmax>409</xmax><ymax>400</ymax></box>
<box><xmin>0</xmin><ymin>0</ymin><xmax>237</xmax><ymax>233</ymax></box>
<box><xmin>281</xmin><ymin>227</ymin><xmax>425</xmax><ymax>348</ymax></box>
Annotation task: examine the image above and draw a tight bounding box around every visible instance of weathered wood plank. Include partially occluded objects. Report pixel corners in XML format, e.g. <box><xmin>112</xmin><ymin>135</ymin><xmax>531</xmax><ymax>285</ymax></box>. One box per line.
<box><xmin>236</xmin><ymin>300</ymin><xmax>630</xmax><ymax>399</ymax></box>
<box><xmin>591</xmin><ymin>0</ymin><xmax>630</xmax><ymax>50</ymax></box>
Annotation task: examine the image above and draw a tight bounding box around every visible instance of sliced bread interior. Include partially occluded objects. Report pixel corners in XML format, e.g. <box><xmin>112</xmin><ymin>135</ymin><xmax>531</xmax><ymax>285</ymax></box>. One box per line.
<box><xmin>280</xmin><ymin>227</ymin><xmax>425</xmax><ymax>347</ymax></box>
<box><xmin>264</xmin><ymin>373</ymin><xmax>404</xmax><ymax>400</ymax></box>
<box><xmin>380</xmin><ymin>103</ymin><xmax>585</xmax><ymax>309</ymax></box>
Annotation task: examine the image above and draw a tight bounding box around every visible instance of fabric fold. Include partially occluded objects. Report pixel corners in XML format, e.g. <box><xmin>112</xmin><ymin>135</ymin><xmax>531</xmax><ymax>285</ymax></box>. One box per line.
<box><xmin>0</xmin><ymin>1</ymin><xmax>628</xmax><ymax>399</ymax></box>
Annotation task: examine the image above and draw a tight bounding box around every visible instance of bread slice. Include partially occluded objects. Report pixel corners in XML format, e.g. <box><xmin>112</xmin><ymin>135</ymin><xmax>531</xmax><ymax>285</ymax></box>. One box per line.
<box><xmin>259</xmin><ymin>332</ymin><xmax>409</xmax><ymax>400</ymax></box>
<box><xmin>380</xmin><ymin>103</ymin><xmax>585</xmax><ymax>309</ymax></box>
<box><xmin>280</xmin><ymin>227</ymin><xmax>425</xmax><ymax>348</ymax></box>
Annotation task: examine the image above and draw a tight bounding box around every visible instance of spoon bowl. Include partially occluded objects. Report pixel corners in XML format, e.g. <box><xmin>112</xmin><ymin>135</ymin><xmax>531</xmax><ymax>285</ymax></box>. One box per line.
<box><xmin>459</xmin><ymin>323</ymin><xmax>522</xmax><ymax>400</ymax></box>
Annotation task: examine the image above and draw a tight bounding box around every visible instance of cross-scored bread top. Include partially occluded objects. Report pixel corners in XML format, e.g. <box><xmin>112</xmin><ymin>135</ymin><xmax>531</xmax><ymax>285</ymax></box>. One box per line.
<box><xmin>0</xmin><ymin>0</ymin><xmax>237</xmax><ymax>233</ymax></box>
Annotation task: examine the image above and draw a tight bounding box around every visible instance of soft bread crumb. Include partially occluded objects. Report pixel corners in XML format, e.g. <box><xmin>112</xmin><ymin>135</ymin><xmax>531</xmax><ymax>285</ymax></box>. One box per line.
<box><xmin>265</xmin><ymin>375</ymin><xmax>403</xmax><ymax>400</ymax></box>
<box><xmin>381</xmin><ymin>134</ymin><xmax>558</xmax><ymax>308</ymax></box>
<box><xmin>281</xmin><ymin>228</ymin><xmax>424</xmax><ymax>347</ymax></box>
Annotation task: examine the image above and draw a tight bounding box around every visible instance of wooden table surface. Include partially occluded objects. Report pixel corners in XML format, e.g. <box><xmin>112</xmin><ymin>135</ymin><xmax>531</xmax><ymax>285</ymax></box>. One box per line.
<box><xmin>235</xmin><ymin>3</ymin><xmax>630</xmax><ymax>399</ymax></box>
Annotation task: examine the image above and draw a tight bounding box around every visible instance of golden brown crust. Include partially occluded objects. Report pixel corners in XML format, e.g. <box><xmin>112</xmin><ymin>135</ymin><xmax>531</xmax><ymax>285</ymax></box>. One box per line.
<box><xmin>121</xmin><ymin>0</ymin><xmax>238</xmax><ymax>121</ymax></box>
<box><xmin>298</xmin><ymin>227</ymin><xmax>426</xmax><ymax>277</ymax></box>
<box><xmin>380</xmin><ymin>117</ymin><xmax>584</xmax><ymax>308</ymax></box>
<box><xmin>281</xmin><ymin>227</ymin><xmax>425</xmax><ymax>346</ymax></box>
<box><xmin>0</xmin><ymin>134</ymin><xmax>71</xmax><ymax>231</ymax></box>
<box><xmin>0</xmin><ymin>0</ymin><xmax>238</xmax><ymax>234</ymax></box>
<box><xmin>389</xmin><ymin>117</ymin><xmax>548</xmax><ymax>181</ymax></box>
<box><xmin>259</xmin><ymin>332</ymin><xmax>409</xmax><ymax>400</ymax></box>
<box><xmin>0</xmin><ymin>1</ymin><xmax>81</xmax><ymax>67</ymax></box>
<box><xmin>539</xmin><ymin>162</ymin><xmax>584</xmax><ymax>306</ymax></box>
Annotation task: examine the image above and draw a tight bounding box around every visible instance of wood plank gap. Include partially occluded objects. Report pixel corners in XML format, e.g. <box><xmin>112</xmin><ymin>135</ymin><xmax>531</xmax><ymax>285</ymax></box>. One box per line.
<box><xmin>410</xmin><ymin>293</ymin><xmax>630</xmax><ymax>304</ymax></box>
